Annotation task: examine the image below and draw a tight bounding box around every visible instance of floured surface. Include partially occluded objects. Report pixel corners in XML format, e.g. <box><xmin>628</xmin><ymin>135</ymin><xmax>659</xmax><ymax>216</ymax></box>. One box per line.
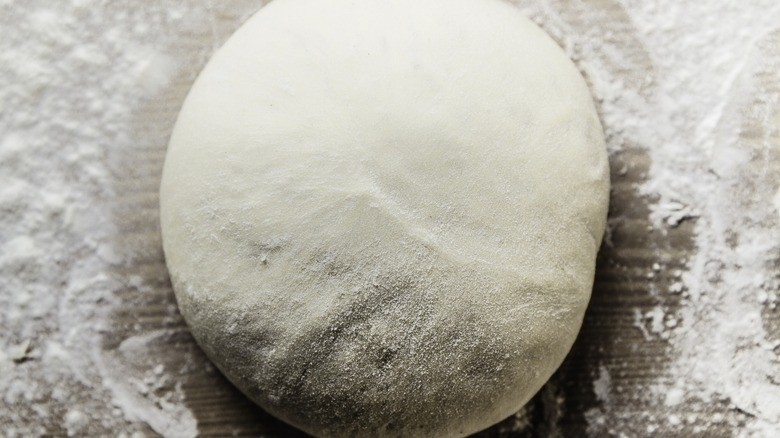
<box><xmin>1</xmin><ymin>0</ymin><xmax>778</xmax><ymax>437</ymax></box>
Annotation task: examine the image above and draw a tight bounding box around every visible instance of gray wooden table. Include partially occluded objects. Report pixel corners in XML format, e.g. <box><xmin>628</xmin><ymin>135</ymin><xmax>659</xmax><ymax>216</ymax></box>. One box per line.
<box><xmin>2</xmin><ymin>0</ymin><xmax>778</xmax><ymax>436</ymax></box>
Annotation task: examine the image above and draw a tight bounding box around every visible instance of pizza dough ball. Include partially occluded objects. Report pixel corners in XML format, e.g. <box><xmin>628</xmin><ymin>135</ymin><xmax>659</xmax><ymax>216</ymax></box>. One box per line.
<box><xmin>160</xmin><ymin>0</ymin><xmax>609</xmax><ymax>436</ymax></box>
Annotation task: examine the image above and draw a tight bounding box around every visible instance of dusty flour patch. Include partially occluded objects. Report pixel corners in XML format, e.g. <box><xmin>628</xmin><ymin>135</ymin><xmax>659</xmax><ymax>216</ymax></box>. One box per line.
<box><xmin>616</xmin><ymin>2</ymin><xmax>780</xmax><ymax>435</ymax></box>
<box><xmin>526</xmin><ymin>0</ymin><xmax>780</xmax><ymax>435</ymax></box>
<box><xmin>0</xmin><ymin>1</ymin><xmax>259</xmax><ymax>436</ymax></box>
<box><xmin>1</xmin><ymin>0</ymin><xmax>779</xmax><ymax>436</ymax></box>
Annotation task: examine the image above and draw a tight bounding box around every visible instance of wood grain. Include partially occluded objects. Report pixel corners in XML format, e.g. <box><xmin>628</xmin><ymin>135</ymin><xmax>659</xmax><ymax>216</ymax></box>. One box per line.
<box><xmin>5</xmin><ymin>0</ymin><xmax>778</xmax><ymax>436</ymax></box>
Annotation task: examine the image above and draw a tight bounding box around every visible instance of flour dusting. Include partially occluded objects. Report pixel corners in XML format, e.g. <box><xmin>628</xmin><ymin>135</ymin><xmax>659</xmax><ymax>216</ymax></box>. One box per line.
<box><xmin>0</xmin><ymin>1</ymin><xmax>259</xmax><ymax>436</ymax></box>
<box><xmin>523</xmin><ymin>0</ymin><xmax>780</xmax><ymax>435</ymax></box>
<box><xmin>2</xmin><ymin>0</ymin><xmax>780</xmax><ymax>436</ymax></box>
<box><xmin>614</xmin><ymin>2</ymin><xmax>780</xmax><ymax>435</ymax></box>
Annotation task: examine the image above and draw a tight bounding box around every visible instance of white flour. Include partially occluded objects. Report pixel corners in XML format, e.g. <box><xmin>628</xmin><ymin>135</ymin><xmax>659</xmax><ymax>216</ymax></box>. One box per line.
<box><xmin>0</xmin><ymin>1</ymin><xmax>259</xmax><ymax>436</ymax></box>
<box><xmin>1</xmin><ymin>0</ymin><xmax>778</xmax><ymax>436</ymax></box>
<box><xmin>525</xmin><ymin>0</ymin><xmax>780</xmax><ymax>435</ymax></box>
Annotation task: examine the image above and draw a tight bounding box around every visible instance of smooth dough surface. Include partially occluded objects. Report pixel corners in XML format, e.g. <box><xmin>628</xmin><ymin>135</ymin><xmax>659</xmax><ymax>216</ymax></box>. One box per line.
<box><xmin>160</xmin><ymin>0</ymin><xmax>609</xmax><ymax>436</ymax></box>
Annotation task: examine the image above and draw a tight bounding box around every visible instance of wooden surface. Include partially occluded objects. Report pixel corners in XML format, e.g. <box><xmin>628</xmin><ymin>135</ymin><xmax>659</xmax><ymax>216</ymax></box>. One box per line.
<box><xmin>3</xmin><ymin>0</ymin><xmax>779</xmax><ymax>436</ymax></box>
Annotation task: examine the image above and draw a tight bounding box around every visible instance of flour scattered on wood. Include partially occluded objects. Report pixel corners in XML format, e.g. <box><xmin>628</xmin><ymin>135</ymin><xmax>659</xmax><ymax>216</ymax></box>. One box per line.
<box><xmin>0</xmin><ymin>1</ymin><xmax>258</xmax><ymax>436</ymax></box>
<box><xmin>1</xmin><ymin>0</ymin><xmax>779</xmax><ymax>436</ymax></box>
<box><xmin>621</xmin><ymin>2</ymin><xmax>780</xmax><ymax>435</ymax></box>
<box><xmin>526</xmin><ymin>0</ymin><xmax>780</xmax><ymax>435</ymax></box>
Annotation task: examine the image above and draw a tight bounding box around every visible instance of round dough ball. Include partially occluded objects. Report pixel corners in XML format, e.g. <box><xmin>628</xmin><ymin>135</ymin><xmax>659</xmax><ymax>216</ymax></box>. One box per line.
<box><xmin>160</xmin><ymin>0</ymin><xmax>609</xmax><ymax>436</ymax></box>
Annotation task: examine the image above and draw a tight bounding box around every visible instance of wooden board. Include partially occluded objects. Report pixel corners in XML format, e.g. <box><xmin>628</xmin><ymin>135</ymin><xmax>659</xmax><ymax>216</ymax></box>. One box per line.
<box><xmin>2</xmin><ymin>0</ymin><xmax>778</xmax><ymax>436</ymax></box>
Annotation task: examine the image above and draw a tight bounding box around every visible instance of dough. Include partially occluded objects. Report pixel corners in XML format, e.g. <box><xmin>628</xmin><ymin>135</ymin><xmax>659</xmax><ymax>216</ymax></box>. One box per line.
<box><xmin>160</xmin><ymin>0</ymin><xmax>609</xmax><ymax>436</ymax></box>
